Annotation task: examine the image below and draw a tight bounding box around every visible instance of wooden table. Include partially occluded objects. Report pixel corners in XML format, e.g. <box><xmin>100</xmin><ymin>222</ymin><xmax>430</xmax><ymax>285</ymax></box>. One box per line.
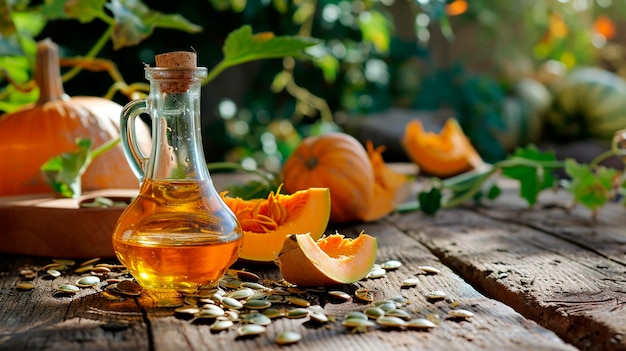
<box><xmin>1</xmin><ymin>174</ymin><xmax>625</xmax><ymax>351</ymax></box>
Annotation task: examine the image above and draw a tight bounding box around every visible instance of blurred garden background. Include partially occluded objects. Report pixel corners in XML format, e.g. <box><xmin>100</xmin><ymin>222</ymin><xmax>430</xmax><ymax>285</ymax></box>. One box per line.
<box><xmin>3</xmin><ymin>0</ymin><xmax>626</xmax><ymax>173</ymax></box>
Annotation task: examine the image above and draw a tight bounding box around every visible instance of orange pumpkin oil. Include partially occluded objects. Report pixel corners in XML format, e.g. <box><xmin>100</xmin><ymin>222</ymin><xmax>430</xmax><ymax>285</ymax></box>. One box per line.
<box><xmin>113</xmin><ymin>179</ymin><xmax>242</xmax><ymax>292</ymax></box>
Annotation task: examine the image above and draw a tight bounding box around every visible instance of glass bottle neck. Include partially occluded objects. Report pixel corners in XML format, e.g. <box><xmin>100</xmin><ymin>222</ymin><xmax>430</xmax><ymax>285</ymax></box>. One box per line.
<box><xmin>144</xmin><ymin>67</ymin><xmax>209</xmax><ymax>181</ymax></box>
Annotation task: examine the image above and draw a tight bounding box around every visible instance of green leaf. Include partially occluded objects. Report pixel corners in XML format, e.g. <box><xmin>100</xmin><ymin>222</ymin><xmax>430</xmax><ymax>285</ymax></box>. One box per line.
<box><xmin>501</xmin><ymin>145</ymin><xmax>558</xmax><ymax>206</ymax></box>
<box><xmin>41</xmin><ymin>138</ymin><xmax>93</xmax><ymax>198</ymax></box>
<box><xmin>418</xmin><ymin>187</ymin><xmax>443</xmax><ymax>215</ymax></box>
<box><xmin>563</xmin><ymin>158</ymin><xmax>617</xmax><ymax>210</ymax></box>
<box><xmin>64</xmin><ymin>0</ymin><xmax>107</xmax><ymax>23</ymax></box>
<box><xmin>206</xmin><ymin>25</ymin><xmax>321</xmax><ymax>84</ymax></box>
<box><xmin>106</xmin><ymin>0</ymin><xmax>202</xmax><ymax>50</ymax></box>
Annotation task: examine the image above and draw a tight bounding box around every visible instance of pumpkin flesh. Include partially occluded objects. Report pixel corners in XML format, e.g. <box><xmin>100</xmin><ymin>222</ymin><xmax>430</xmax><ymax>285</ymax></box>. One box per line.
<box><xmin>222</xmin><ymin>187</ymin><xmax>330</xmax><ymax>263</ymax></box>
<box><xmin>402</xmin><ymin>118</ymin><xmax>483</xmax><ymax>178</ymax></box>
<box><xmin>277</xmin><ymin>232</ymin><xmax>377</xmax><ymax>286</ymax></box>
<box><xmin>282</xmin><ymin>133</ymin><xmax>375</xmax><ymax>223</ymax></box>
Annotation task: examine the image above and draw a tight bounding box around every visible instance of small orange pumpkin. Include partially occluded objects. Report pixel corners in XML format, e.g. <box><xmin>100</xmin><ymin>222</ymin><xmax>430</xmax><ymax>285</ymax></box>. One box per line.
<box><xmin>0</xmin><ymin>39</ymin><xmax>151</xmax><ymax>196</ymax></box>
<box><xmin>281</xmin><ymin>133</ymin><xmax>375</xmax><ymax>223</ymax></box>
<box><xmin>402</xmin><ymin>118</ymin><xmax>483</xmax><ymax>178</ymax></box>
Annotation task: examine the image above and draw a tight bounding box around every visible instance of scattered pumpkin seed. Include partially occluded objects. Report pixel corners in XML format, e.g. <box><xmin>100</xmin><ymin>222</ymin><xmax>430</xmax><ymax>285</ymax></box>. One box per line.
<box><xmin>247</xmin><ymin>312</ymin><xmax>273</xmax><ymax>326</ymax></box>
<box><xmin>262</xmin><ymin>308</ymin><xmax>285</xmax><ymax>319</ymax></box>
<box><xmin>56</xmin><ymin>284</ymin><xmax>80</xmax><ymax>294</ymax></box>
<box><xmin>91</xmin><ymin>266</ymin><xmax>111</xmax><ymax>275</ymax></box>
<box><xmin>386</xmin><ymin>309</ymin><xmax>411</xmax><ymax>319</ymax></box>
<box><xmin>355</xmin><ymin>288</ymin><xmax>374</xmax><ymax>302</ymax></box>
<box><xmin>381</xmin><ymin>260</ymin><xmax>402</xmax><ymax>271</ymax></box>
<box><xmin>287</xmin><ymin>286</ymin><xmax>308</xmax><ymax>294</ymax></box>
<box><xmin>376</xmin><ymin>315</ymin><xmax>408</xmax><ymax>328</ymax></box>
<box><xmin>75</xmin><ymin>276</ymin><xmax>100</xmax><ymax>288</ymax></box>
<box><xmin>80</xmin><ymin>258</ymin><xmax>101</xmax><ymax>267</ymax></box>
<box><xmin>223</xmin><ymin>310</ymin><xmax>240</xmax><ymax>322</ymax></box>
<box><xmin>174</xmin><ymin>306</ymin><xmax>201</xmax><ymax>316</ymax></box>
<box><xmin>342</xmin><ymin>318</ymin><xmax>376</xmax><ymax>332</ymax></box>
<box><xmin>286</xmin><ymin>295</ymin><xmax>310</xmax><ymax>307</ymax></box>
<box><xmin>210</xmin><ymin>319</ymin><xmax>233</xmax><ymax>331</ymax></box>
<box><xmin>47</xmin><ymin>269</ymin><xmax>61</xmax><ymax>278</ymax></box>
<box><xmin>309</xmin><ymin>311</ymin><xmax>329</xmax><ymax>323</ymax></box>
<box><xmin>53</xmin><ymin>259</ymin><xmax>75</xmax><ymax>266</ymax></box>
<box><xmin>237</xmin><ymin>324</ymin><xmax>266</xmax><ymax>336</ymax></box>
<box><xmin>16</xmin><ymin>282</ymin><xmax>35</xmax><ymax>290</ymax></box>
<box><xmin>275</xmin><ymin>331</ymin><xmax>302</xmax><ymax>345</ymax></box>
<box><xmin>367</xmin><ymin>267</ymin><xmax>387</xmax><ymax>279</ymax></box>
<box><xmin>199</xmin><ymin>305</ymin><xmax>226</xmax><ymax>318</ymax></box>
<box><xmin>100</xmin><ymin>290</ymin><xmax>124</xmax><ymax>301</ymax></box>
<box><xmin>286</xmin><ymin>308</ymin><xmax>310</xmax><ymax>319</ymax></box>
<box><xmin>240</xmin><ymin>282</ymin><xmax>269</xmax><ymax>291</ymax></box>
<box><xmin>401</xmin><ymin>278</ymin><xmax>419</xmax><ymax>287</ymax></box>
<box><xmin>418</xmin><ymin>265</ymin><xmax>441</xmax><ymax>275</ymax></box>
<box><xmin>234</xmin><ymin>270</ymin><xmax>261</xmax><ymax>282</ymax></box>
<box><xmin>345</xmin><ymin>311</ymin><xmax>368</xmax><ymax>321</ymax></box>
<box><xmin>427</xmin><ymin>290</ymin><xmax>447</xmax><ymax>300</ymax></box>
<box><xmin>365</xmin><ymin>307</ymin><xmax>385</xmax><ymax>319</ymax></box>
<box><xmin>115</xmin><ymin>280</ymin><xmax>142</xmax><ymax>296</ymax></box>
<box><xmin>328</xmin><ymin>290</ymin><xmax>352</xmax><ymax>302</ymax></box>
<box><xmin>74</xmin><ymin>265</ymin><xmax>94</xmax><ymax>274</ymax></box>
<box><xmin>406</xmin><ymin>318</ymin><xmax>437</xmax><ymax>330</ymax></box>
<box><xmin>374</xmin><ymin>300</ymin><xmax>397</xmax><ymax>312</ymax></box>
<box><xmin>448</xmin><ymin>309</ymin><xmax>474</xmax><ymax>319</ymax></box>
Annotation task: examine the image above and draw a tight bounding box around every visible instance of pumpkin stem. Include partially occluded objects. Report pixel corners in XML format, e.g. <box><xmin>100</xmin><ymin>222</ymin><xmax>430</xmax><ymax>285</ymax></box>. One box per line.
<box><xmin>35</xmin><ymin>39</ymin><xmax>67</xmax><ymax>105</ymax></box>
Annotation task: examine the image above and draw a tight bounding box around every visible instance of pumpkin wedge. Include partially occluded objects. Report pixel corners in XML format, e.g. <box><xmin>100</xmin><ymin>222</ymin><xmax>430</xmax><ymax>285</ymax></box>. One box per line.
<box><xmin>277</xmin><ymin>232</ymin><xmax>377</xmax><ymax>286</ymax></box>
<box><xmin>402</xmin><ymin>118</ymin><xmax>484</xmax><ymax>178</ymax></box>
<box><xmin>222</xmin><ymin>187</ymin><xmax>330</xmax><ymax>263</ymax></box>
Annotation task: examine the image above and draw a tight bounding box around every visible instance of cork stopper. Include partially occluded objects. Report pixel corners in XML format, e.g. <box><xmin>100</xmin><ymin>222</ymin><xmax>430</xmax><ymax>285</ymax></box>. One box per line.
<box><xmin>153</xmin><ymin>51</ymin><xmax>198</xmax><ymax>92</ymax></box>
<box><xmin>155</xmin><ymin>51</ymin><xmax>197</xmax><ymax>68</ymax></box>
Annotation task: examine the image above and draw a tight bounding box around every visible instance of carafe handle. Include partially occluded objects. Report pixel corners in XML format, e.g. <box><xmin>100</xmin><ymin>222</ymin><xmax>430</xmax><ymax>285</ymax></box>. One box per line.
<box><xmin>120</xmin><ymin>99</ymin><xmax>149</xmax><ymax>181</ymax></box>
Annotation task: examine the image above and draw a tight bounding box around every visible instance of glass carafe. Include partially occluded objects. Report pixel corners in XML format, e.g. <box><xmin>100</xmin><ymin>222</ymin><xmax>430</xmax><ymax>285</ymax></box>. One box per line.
<box><xmin>113</xmin><ymin>65</ymin><xmax>242</xmax><ymax>292</ymax></box>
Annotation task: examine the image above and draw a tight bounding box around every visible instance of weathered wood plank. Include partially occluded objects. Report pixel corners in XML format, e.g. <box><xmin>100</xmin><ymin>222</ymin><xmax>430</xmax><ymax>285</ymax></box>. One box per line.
<box><xmin>0</xmin><ymin>216</ymin><xmax>576</xmax><ymax>351</ymax></box>
<box><xmin>390</xmin><ymin>185</ymin><xmax>626</xmax><ymax>351</ymax></box>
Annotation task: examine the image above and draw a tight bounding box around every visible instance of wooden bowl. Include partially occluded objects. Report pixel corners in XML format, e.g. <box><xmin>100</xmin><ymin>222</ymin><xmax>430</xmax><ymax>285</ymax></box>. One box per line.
<box><xmin>0</xmin><ymin>189</ymin><xmax>138</xmax><ymax>259</ymax></box>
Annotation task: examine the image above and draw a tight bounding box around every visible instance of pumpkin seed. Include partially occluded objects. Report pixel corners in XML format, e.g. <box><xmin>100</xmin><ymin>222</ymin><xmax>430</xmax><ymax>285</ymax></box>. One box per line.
<box><xmin>16</xmin><ymin>282</ymin><xmax>35</xmax><ymax>290</ymax></box>
<box><xmin>381</xmin><ymin>260</ymin><xmax>402</xmax><ymax>270</ymax></box>
<box><xmin>174</xmin><ymin>306</ymin><xmax>201</xmax><ymax>316</ymax></box>
<box><xmin>385</xmin><ymin>309</ymin><xmax>411</xmax><ymax>319</ymax></box>
<box><xmin>262</xmin><ymin>308</ymin><xmax>285</xmax><ymax>319</ymax></box>
<box><xmin>367</xmin><ymin>267</ymin><xmax>387</xmax><ymax>279</ymax></box>
<box><xmin>56</xmin><ymin>284</ymin><xmax>80</xmax><ymax>294</ymax></box>
<box><xmin>376</xmin><ymin>315</ymin><xmax>408</xmax><ymax>328</ymax></box>
<box><xmin>223</xmin><ymin>310</ymin><xmax>240</xmax><ymax>322</ymax></box>
<box><xmin>345</xmin><ymin>311</ymin><xmax>368</xmax><ymax>320</ymax></box>
<box><xmin>199</xmin><ymin>305</ymin><xmax>225</xmax><ymax>318</ymax></box>
<box><xmin>342</xmin><ymin>318</ymin><xmax>376</xmax><ymax>332</ymax></box>
<box><xmin>47</xmin><ymin>269</ymin><xmax>61</xmax><ymax>278</ymax></box>
<box><xmin>275</xmin><ymin>331</ymin><xmax>302</xmax><ymax>345</ymax></box>
<box><xmin>406</xmin><ymin>318</ymin><xmax>437</xmax><ymax>330</ymax></box>
<box><xmin>101</xmin><ymin>291</ymin><xmax>124</xmax><ymax>301</ymax></box>
<box><xmin>240</xmin><ymin>282</ymin><xmax>269</xmax><ymax>291</ymax></box>
<box><xmin>401</xmin><ymin>278</ymin><xmax>419</xmax><ymax>287</ymax></box>
<box><xmin>355</xmin><ymin>288</ymin><xmax>374</xmax><ymax>302</ymax></box>
<box><xmin>364</xmin><ymin>307</ymin><xmax>385</xmax><ymax>319</ymax></box>
<box><xmin>222</xmin><ymin>279</ymin><xmax>242</xmax><ymax>289</ymax></box>
<box><xmin>80</xmin><ymin>258</ymin><xmax>101</xmax><ymax>267</ymax></box>
<box><xmin>116</xmin><ymin>280</ymin><xmax>142</xmax><ymax>295</ymax></box>
<box><xmin>247</xmin><ymin>312</ymin><xmax>272</xmax><ymax>326</ymax></box>
<box><xmin>244</xmin><ymin>299</ymin><xmax>272</xmax><ymax>310</ymax></box>
<box><xmin>91</xmin><ymin>266</ymin><xmax>111</xmax><ymax>275</ymax></box>
<box><xmin>418</xmin><ymin>265</ymin><xmax>441</xmax><ymax>275</ymax></box>
<box><xmin>309</xmin><ymin>311</ymin><xmax>329</xmax><ymax>323</ymax></box>
<box><xmin>53</xmin><ymin>259</ymin><xmax>75</xmax><ymax>266</ymax></box>
<box><xmin>374</xmin><ymin>300</ymin><xmax>397</xmax><ymax>312</ymax></box>
<box><xmin>286</xmin><ymin>308</ymin><xmax>310</xmax><ymax>319</ymax></box>
<box><xmin>227</xmin><ymin>287</ymin><xmax>255</xmax><ymax>300</ymax></box>
<box><xmin>76</xmin><ymin>276</ymin><xmax>100</xmax><ymax>288</ymax></box>
<box><xmin>234</xmin><ymin>270</ymin><xmax>261</xmax><ymax>282</ymax></box>
<box><xmin>427</xmin><ymin>290</ymin><xmax>446</xmax><ymax>300</ymax></box>
<box><xmin>286</xmin><ymin>295</ymin><xmax>310</xmax><ymax>307</ymax></box>
<box><xmin>328</xmin><ymin>290</ymin><xmax>352</xmax><ymax>302</ymax></box>
<box><xmin>220</xmin><ymin>297</ymin><xmax>243</xmax><ymax>310</ymax></box>
<box><xmin>448</xmin><ymin>308</ymin><xmax>474</xmax><ymax>319</ymax></box>
<box><xmin>237</xmin><ymin>324</ymin><xmax>266</xmax><ymax>336</ymax></box>
<box><xmin>210</xmin><ymin>319</ymin><xmax>233</xmax><ymax>331</ymax></box>
<box><xmin>287</xmin><ymin>286</ymin><xmax>308</xmax><ymax>294</ymax></box>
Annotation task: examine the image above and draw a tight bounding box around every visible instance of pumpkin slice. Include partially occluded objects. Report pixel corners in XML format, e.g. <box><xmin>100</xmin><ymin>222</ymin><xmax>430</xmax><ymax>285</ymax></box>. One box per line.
<box><xmin>402</xmin><ymin>118</ymin><xmax>484</xmax><ymax>178</ymax></box>
<box><xmin>277</xmin><ymin>232</ymin><xmax>377</xmax><ymax>286</ymax></box>
<box><xmin>222</xmin><ymin>187</ymin><xmax>330</xmax><ymax>263</ymax></box>
<box><xmin>360</xmin><ymin>141</ymin><xmax>412</xmax><ymax>222</ymax></box>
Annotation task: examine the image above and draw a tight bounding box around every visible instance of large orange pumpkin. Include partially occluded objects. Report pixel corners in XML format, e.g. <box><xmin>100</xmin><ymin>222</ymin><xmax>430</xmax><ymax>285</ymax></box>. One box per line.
<box><xmin>281</xmin><ymin>133</ymin><xmax>375</xmax><ymax>223</ymax></box>
<box><xmin>0</xmin><ymin>39</ymin><xmax>151</xmax><ymax>196</ymax></box>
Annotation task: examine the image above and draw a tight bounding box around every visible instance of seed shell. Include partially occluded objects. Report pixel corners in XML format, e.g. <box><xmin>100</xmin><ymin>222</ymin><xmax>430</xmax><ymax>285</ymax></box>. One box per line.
<box><xmin>16</xmin><ymin>282</ymin><xmax>35</xmax><ymax>290</ymax></box>
<box><xmin>448</xmin><ymin>308</ymin><xmax>474</xmax><ymax>319</ymax></box>
<box><xmin>237</xmin><ymin>324</ymin><xmax>266</xmax><ymax>336</ymax></box>
<box><xmin>381</xmin><ymin>260</ymin><xmax>402</xmax><ymax>270</ymax></box>
<box><xmin>275</xmin><ymin>331</ymin><xmax>302</xmax><ymax>345</ymax></box>
<box><xmin>210</xmin><ymin>319</ymin><xmax>233</xmax><ymax>331</ymax></box>
<box><xmin>418</xmin><ymin>265</ymin><xmax>441</xmax><ymax>275</ymax></box>
<box><xmin>407</xmin><ymin>318</ymin><xmax>437</xmax><ymax>330</ymax></box>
